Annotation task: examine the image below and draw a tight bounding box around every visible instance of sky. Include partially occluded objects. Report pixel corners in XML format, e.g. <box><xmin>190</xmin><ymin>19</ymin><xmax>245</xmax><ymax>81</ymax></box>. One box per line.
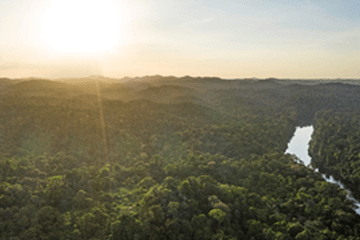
<box><xmin>0</xmin><ymin>0</ymin><xmax>359</xmax><ymax>79</ymax></box>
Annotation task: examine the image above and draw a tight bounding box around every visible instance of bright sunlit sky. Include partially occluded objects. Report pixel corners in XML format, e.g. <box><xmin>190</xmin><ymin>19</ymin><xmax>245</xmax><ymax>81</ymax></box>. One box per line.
<box><xmin>0</xmin><ymin>0</ymin><xmax>359</xmax><ymax>79</ymax></box>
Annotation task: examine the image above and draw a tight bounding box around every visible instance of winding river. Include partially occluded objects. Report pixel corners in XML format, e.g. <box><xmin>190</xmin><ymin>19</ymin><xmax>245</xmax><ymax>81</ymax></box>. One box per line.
<box><xmin>286</xmin><ymin>126</ymin><xmax>360</xmax><ymax>214</ymax></box>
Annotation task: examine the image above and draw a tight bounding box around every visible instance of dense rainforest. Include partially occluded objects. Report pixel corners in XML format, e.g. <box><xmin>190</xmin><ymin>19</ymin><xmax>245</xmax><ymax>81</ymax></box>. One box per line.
<box><xmin>309</xmin><ymin>110</ymin><xmax>360</xmax><ymax>201</ymax></box>
<box><xmin>1</xmin><ymin>76</ymin><xmax>360</xmax><ymax>239</ymax></box>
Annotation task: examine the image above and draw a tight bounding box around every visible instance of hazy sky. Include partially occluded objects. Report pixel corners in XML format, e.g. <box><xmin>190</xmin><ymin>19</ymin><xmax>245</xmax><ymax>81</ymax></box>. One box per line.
<box><xmin>0</xmin><ymin>0</ymin><xmax>359</xmax><ymax>79</ymax></box>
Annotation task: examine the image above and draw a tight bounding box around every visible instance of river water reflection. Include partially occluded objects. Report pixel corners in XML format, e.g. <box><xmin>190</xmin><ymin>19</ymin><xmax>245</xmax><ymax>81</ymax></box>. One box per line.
<box><xmin>286</xmin><ymin>126</ymin><xmax>360</xmax><ymax>214</ymax></box>
<box><xmin>285</xmin><ymin>126</ymin><xmax>313</xmax><ymax>166</ymax></box>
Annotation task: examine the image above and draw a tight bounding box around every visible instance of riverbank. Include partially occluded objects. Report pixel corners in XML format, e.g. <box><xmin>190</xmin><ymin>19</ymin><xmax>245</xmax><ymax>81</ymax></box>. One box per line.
<box><xmin>286</xmin><ymin>126</ymin><xmax>360</xmax><ymax>214</ymax></box>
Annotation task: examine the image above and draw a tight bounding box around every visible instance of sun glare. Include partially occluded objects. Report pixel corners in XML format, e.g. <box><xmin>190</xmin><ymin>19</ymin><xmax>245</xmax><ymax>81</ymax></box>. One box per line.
<box><xmin>43</xmin><ymin>0</ymin><xmax>123</xmax><ymax>55</ymax></box>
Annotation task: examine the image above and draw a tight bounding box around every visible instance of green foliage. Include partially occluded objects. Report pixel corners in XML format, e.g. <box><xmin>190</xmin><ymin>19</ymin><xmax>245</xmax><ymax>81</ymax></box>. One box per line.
<box><xmin>1</xmin><ymin>77</ymin><xmax>360</xmax><ymax>239</ymax></box>
<box><xmin>208</xmin><ymin>209</ymin><xmax>226</xmax><ymax>223</ymax></box>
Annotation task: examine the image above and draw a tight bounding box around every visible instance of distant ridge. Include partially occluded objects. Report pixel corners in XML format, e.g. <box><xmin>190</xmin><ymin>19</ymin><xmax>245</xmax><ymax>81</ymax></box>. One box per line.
<box><xmin>1</xmin><ymin>75</ymin><xmax>360</xmax><ymax>84</ymax></box>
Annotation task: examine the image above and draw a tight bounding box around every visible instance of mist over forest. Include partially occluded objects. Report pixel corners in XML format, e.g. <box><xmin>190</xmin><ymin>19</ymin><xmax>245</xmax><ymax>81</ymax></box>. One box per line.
<box><xmin>1</xmin><ymin>75</ymin><xmax>360</xmax><ymax>239</ymax></box>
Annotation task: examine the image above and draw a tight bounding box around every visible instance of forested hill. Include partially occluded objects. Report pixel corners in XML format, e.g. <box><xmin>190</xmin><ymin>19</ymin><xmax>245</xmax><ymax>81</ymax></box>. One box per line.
<box><xmin>1</xmin><ymin>76</ymin><xmax>360</xmax><ymax>239</ymax></box>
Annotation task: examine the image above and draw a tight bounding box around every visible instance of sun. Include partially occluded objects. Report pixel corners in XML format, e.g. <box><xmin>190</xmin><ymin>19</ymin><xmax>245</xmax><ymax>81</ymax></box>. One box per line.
<box><xmin>43</xmin><ymin>0</ymin><xmax>123</xmax><ymax>55</ymax></box>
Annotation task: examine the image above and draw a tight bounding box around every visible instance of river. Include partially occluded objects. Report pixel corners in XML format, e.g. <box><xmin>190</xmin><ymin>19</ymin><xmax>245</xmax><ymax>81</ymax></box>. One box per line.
<box><xmin>286</xmin><ymin>126</ymin><xmax>360</xmax><ymax>214</ymax></box>
<box><xmin>285</xmin><ymin>126</ymin><xmax>313</xmax><ymax>166</ymax></box>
